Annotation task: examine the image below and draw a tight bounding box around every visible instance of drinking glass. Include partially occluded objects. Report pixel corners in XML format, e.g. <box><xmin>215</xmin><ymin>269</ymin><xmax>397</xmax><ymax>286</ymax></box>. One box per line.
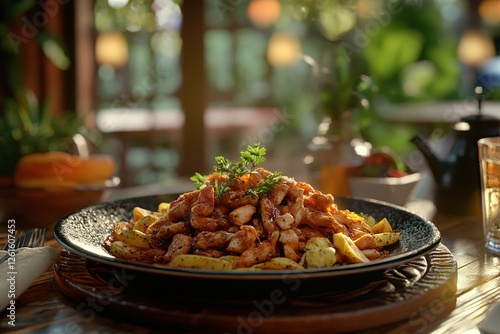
<box><xmin>478</xmin><ymin>137</ymin><xmax>500</xmax><ymax>253</ymax></box>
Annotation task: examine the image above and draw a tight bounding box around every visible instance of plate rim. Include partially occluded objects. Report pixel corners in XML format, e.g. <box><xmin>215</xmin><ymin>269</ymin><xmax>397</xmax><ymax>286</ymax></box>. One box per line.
<box><xmin>53</xmin><ymin>194</ymin><xmax>441</xmax><ymax>281</ymax></box>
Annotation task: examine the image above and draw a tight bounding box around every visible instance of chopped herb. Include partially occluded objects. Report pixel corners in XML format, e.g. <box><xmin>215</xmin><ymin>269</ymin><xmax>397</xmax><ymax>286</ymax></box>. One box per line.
<box><xmin>190</xmin><ymin>172</ymin><xmax>207</xmax><ymax>189</ymax></box>
<box><xmin>214</xmin><ymin>179</ymin><xmax>230</xmax><ymax>198</ymax></box>
<box><xmin>247</xmin><ymin>171</ymin><xmax>282</xmax><ymax>197</ymax></box>
<box><xmin>191</xmin><ymin>143</ymin><xmax>282</xmax><ymax>198</ymax></box>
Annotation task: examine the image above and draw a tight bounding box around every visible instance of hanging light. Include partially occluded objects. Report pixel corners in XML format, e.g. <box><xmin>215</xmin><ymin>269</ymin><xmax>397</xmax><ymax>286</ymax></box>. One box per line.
<box><xmin>95</xmin><ymin>31</ymin><xmax>129</xmax><ymax>67</ymax></box>
<box><xmin>267</xmin><ymin>32</ymin><xmax>301</xmax><ymax>67</ymax></box>
<box><xmin>479</xmin><ymin>0</ymin><xmax>500</xmax><ymax>24</ymax></box>
<box><xmin>457</xmin><ymin>29</ymin><xmax>496</xmax><ymax>68</ymax></box>
<box><xmin>248</xmin><ymin>0</ymin><xmax>281</xmax><ymax>28</ymax></box>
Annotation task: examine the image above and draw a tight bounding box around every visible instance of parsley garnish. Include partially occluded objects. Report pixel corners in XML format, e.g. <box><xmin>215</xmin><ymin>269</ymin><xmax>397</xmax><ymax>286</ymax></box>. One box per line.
<box><xmin>190</xmin><ymin>143</ymin><xmax>282</xmax><ymax>198</ymax></box>
<box><xmin>190</xmin><ymin>172</ymin><xmax>207</xmax><ymax>189</ymax></box>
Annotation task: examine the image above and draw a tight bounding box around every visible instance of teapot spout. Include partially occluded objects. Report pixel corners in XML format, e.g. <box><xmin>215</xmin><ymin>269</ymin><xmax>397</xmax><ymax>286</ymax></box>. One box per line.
<box><xmin>411</xmin><ymin>135</ymin><xmax>444</xmax><ymax>182</ymax></box>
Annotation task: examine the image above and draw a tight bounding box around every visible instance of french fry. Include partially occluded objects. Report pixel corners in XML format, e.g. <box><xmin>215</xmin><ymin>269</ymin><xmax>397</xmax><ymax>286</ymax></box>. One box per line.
<box><xmin>168</xmin><ymin>254</ymin><xmax>232</xmax><ymax>270</ymax></box>
<box><xmin>353</xmin><ymin>234</ymin><xmax>377</xmax><ymax>250</ymax></box>
<box><xmin>133</xmin><ymin>215</ymin><xmax>158</xmax><ymax>233</ymax></box>
<box><xmin>133</xmin><ymin>206</ymin><xmax>156</xmax><ymax>220</ymax></box>
<box><xmin>251</xmin><ymin>257</ymin><xmax>304</xmax><ymax>270</ymax></box>
<box><xmin>219</xmin><ymin>255</ymin><xmax>241</xmax><ymax>269</ymax></box>
<box><xmin>373</xmin><ymin>232</ymin><xmax>400</xmax><ymax>247</ymax></box>
<box><xmin>333</xmin><ymin>233</ymin><xmax>370</xmax><ymax>264</ymax></box>
<box><xmin>158</xmin><ymin>202</ymin><xmax>170</xmax><ymax>214</ymax></box>
<box><xmin>115</xmin><ymin>229</ymin><xmax>150</xmax><ymax>249</ymax></box>
<box><xmin>363</xmin><ymin>214</ymin><xmax>377</xmax><ymax>227</ymax></box>
<box><xmin>372</xmin><ymin>218</ymin><xmax>393</xmax><ymax>233</ymax></box>
<box><xmin>113</xmin><ymin>221</ymin><xmax>131</xmax><ymax>239</ymax></box>
<box><xmin>233</xmin><ymin>267</ymin><xmax>261</xmax><ymax>272</ymax></box>
<box><xmin>109</xmin><ymin>241</ymin><xmax>147</xmax><ymax>260</ymax></box>
<box><xmin>110</xmin><ymin>241</ymin><xmax>166</xmax><ymax>260</ymax></box>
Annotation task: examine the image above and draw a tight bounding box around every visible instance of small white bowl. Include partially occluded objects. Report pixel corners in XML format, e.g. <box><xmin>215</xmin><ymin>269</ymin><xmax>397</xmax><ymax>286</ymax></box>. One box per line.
<box><xmin>349</xmin><ymin>173</ymin><xmax>421</xmax><ymax>207</ymax></box>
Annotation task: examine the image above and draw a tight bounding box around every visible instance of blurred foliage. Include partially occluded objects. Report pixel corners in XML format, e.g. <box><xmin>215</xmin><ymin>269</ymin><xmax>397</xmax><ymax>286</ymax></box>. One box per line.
<box><xmin>0</xmin><ymin>0</ymin><xmax>36</xmax><ymax>98</ymax></box>
<box><xmin>362</xmin><ymin>2</ymin><xmax>461</xmax><ymax>103</ymax></box>
<box><xmin>0</xmin><ymin>91</ymin><xmax>100</xmax><ymax>177</ymax></box>
<box><xmin>0</xmin><ymin>0</ymin><xmax>70</xmax><ymax>108</ymax></box>
<box><xmin>357</xmin><ymin>1</ymin><xmax>461</xmax><ymax>152</ymax></box>
<box><xmin>272</xmin><ymin>0</ymin><xmax>462</xmax><ymax>153</ymax></box>
<box><xmin>0</xmin><ymin>0</ymin><xmax>80</xmax><ymax>177</ymax></box>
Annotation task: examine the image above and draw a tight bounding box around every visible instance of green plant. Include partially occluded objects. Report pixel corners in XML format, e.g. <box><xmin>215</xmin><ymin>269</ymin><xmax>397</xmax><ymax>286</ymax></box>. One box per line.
<box><xmin>317</xmin><ymin>44</ymin><xmax>368</xmax><ymax>124</ymax></box>
<box><xmin>0</xmin><ymin>90</ymin><xmax>98</xmax><ymax>177</ymax></box>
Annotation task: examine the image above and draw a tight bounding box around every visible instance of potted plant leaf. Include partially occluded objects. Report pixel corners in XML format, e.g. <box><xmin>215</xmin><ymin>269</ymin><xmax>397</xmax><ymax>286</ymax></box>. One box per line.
<box><xmin>0</xmin><ymin>90</ymin><xmax>118</xmax><ymax>228</ymax></box>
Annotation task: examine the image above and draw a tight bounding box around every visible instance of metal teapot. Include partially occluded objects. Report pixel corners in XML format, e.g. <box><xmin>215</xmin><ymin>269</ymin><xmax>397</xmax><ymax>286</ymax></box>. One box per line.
<box><xmin>411</xmin><ymin>87</ymin><xmax>500</xmax><ymax>215</ymax></box>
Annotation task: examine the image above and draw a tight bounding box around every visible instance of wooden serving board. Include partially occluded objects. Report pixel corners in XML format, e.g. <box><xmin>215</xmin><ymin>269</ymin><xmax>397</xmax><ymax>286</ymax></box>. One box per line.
<box><xmin>53</xmin><ymin>243</ymin><xmax>457</xmax><ymax>333</ymax></box>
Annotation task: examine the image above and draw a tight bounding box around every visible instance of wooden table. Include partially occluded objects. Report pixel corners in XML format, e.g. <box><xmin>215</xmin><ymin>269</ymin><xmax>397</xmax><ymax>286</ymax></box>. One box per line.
<box><xmin>1</xmin><ymin>185</ymin><xmax>499</xmax><ymax>333</ymax></box>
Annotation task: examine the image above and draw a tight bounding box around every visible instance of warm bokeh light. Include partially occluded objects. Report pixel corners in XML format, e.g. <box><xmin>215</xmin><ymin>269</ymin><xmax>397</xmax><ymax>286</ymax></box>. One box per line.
<box><xmin>457</xmin><ymin>29</ymin><xmax>496</xmax><ymax>68</ymax></box>
<box><xmin>267</xmin><ymin>33</ymin><xmax>301</xmax><ymax>67</ymax></box>
<box><xmin>247</xmin><ymin>0</ymin><xmax>281</xmax><ymax>28</ymax></box>
<box><xmin>479</xmin><ymin>0</ymin><xmax>500</xmax><ymax>23</ymax></box>
<box><xmin>95</xmin><ymin>31</ymin><xmax>129</xmax><ymax>67</ymax></box>
<box><xmin>356</xmin><ymin>0</ymin><xmax>374</xmax><ymax>16</ymax></box>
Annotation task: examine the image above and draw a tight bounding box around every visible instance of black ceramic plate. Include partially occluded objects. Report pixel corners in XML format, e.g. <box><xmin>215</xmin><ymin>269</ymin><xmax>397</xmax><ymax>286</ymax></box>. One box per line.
<box><xmin>53</xmin><ymin>195</ymin><xmax>441</xmax><ymax>281</ymax></box>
